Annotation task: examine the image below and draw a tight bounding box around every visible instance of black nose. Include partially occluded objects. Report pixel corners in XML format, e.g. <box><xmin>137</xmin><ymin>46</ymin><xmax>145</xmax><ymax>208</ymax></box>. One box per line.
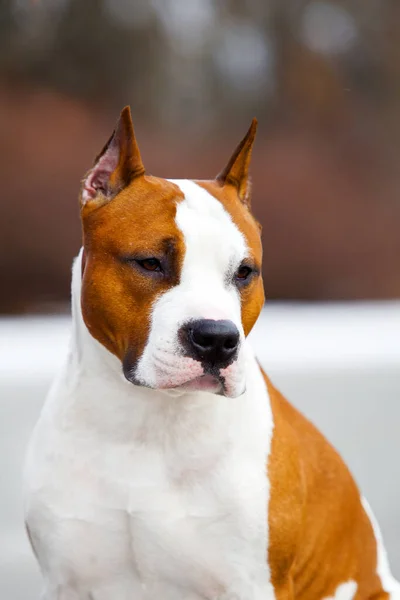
<box><xmin>180</xmin><ymin>319</ymin><xmax>240</xmax><ymax>367</ymax></box>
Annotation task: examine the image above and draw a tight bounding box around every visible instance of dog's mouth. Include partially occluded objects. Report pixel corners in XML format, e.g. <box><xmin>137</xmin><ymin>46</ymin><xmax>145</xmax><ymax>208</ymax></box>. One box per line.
<box><xmin>123</xmin><ymin>350</ymin><xmax>244</xmax><ymax>397</ymax></box>
<box><xmin>124</xmin><ymin>373</ymin><xmax>225</xmax><ymax>396</ymax></box>
<box><xmin>177</xmin><ymin>373</ymin><xmax>223</xmax><ymax>394</ymax></box>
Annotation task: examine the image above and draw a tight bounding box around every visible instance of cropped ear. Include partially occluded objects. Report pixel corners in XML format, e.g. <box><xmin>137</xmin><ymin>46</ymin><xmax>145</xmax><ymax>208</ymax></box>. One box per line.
<box><xmin>80</xmin><ymin>106</ymin><xmax>144</xmax><ymax>207</ymax></box>
<box><xmin>216</xmin><ymin>118</ymin><xmax>257</xmax><ymax>206</ymax></box>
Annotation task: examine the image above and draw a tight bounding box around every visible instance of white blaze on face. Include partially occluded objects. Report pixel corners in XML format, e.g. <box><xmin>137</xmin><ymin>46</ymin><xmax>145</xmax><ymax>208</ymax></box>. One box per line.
<box><xmin>173</xmin><ymin>179</ymin><xmax>247</xmax><ymax>324</ymax></box>
<box><xmin>134</xmin><ymin>179</ymin><xmax>249</xmax><ymax>396</ymax></box>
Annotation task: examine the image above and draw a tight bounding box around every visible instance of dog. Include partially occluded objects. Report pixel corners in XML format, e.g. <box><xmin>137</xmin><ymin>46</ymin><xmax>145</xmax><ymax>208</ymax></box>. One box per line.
<box><xmin>24</xmin><ymin>107</ymin><xmax>400</xmax><ymax>600</ymax></box>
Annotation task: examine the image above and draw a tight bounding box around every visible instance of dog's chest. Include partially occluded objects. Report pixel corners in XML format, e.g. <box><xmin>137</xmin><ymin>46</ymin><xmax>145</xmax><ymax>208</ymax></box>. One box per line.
<box><xmin>27</xmin><ymin>393</ymin><xmax>271</xmax><ymax>599</ymax></box>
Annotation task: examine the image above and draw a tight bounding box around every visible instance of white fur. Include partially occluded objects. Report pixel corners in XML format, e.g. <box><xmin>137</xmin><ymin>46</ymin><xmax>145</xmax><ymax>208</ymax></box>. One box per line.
<box><xmin>323</xmin><ymin>581</ymin><xmax>357</xmax><ymax>600</ymax></box>
<box><xmin>134</xmin><ymin>180</ymin><xmax>248</xmax><ymax>397</ymax></box>
<box><xmin>361</xmin><ymin>497</ymin><xmax>400</xmax><ymax>599</ymax></box>
<box><xmin>24</xmin><ymin>219</ymin><xmax>275</xmax><ymax>598</ymax></box>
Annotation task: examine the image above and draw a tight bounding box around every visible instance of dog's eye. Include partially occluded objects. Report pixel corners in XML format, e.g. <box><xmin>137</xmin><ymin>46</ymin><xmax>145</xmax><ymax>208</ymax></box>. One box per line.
<box><xmin>136</xmin><ymin>258</ymin><xmax>162</xmax><ymax>272</ymax></box>
<box><xmin>235</xmin><ymin>265</ymin><xmax>253</xmax><ymax>282</ymax></box>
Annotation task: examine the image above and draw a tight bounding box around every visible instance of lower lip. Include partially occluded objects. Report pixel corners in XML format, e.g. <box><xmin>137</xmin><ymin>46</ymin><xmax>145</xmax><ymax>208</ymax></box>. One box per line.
<box><xmin>181</xmin><ymin>374</ymin><xmax>222</xmax><ymax>393</ymax></box>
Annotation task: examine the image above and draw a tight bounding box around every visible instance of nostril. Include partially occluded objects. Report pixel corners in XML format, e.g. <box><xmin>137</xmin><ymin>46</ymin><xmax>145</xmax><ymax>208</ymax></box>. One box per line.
<box><xmin>224</xmin><ymin>335</ymin><xmax>239</xmax><ymax>351</ymax></box>
<box><xmin>199</xmin><ymin>335</ymin><xmax>214</xmax><ymax>348</ymax></box>
<box><xmin>190</xmin><ymin>329</ymin><xmax>214</xmax><ymax>350</ymax></box>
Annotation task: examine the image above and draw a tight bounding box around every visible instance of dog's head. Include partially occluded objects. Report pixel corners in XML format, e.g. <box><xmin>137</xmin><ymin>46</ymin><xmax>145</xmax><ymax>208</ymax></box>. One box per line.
<box><xmin>79</xmin><ymin>107</ymin><xmax>264</xmax><ymax>398</ymax></box>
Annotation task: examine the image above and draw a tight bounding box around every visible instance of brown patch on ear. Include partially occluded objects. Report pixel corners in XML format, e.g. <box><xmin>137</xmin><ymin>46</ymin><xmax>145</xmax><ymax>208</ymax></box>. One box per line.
<box><xmin>80</xmin><ymin>106</ymin><xmax>145</xmax><ymax>210</ymax></box>
<box><xmin>216</xmin><ymin>118</ymin><xmax>257</xmax><ymax>207</ymax></box>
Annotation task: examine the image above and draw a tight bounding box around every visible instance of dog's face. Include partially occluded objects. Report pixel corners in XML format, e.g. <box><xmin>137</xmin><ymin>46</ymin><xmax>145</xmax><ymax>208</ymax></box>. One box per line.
<box><xmin>80</xmin><ymin>108</ymin><xmax>264</xmax><ymax>397</ymax></box>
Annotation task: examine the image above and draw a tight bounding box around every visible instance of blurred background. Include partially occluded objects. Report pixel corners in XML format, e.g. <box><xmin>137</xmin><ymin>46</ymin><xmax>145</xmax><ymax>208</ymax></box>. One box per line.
<box><xmin>0</xmin><ymin>0</ymin><xmax>399</xmax><ymax>598</ymax></box>
<box><xmin>1</xmin><ymin>0</ymin><xmax>400</xmax><ymax>309</ymax></box>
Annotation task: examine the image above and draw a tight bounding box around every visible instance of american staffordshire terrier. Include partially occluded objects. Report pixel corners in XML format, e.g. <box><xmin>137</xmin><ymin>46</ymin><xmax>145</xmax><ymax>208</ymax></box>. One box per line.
<box><xmin>24</xmin><ymin>107</ymin><xmax>400</xmax><ymax>600</ymax></box>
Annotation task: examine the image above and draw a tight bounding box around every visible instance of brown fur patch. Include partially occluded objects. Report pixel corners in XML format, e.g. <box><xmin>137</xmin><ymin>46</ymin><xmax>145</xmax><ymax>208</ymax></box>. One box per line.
<box><xmin>81</xmin><ymin>176</ymin><xmax>185</xmax><ymax>366</ymax></box>
<box><xmin>264</xmin><ymin>373</ymin><xmax>388</xmax><ymax>600</ymax></box>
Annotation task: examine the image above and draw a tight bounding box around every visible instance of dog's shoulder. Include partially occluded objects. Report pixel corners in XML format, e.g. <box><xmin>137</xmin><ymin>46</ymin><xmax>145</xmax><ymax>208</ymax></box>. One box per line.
<box><xmin>262</xmin><ymin>370</ymin><xmax>387</xmax><ymax>599</ymax></box>
<box><xmin>263</xmin><ymin>370</ymin><xmax>356</xmax><ymax>494</ymax></box>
